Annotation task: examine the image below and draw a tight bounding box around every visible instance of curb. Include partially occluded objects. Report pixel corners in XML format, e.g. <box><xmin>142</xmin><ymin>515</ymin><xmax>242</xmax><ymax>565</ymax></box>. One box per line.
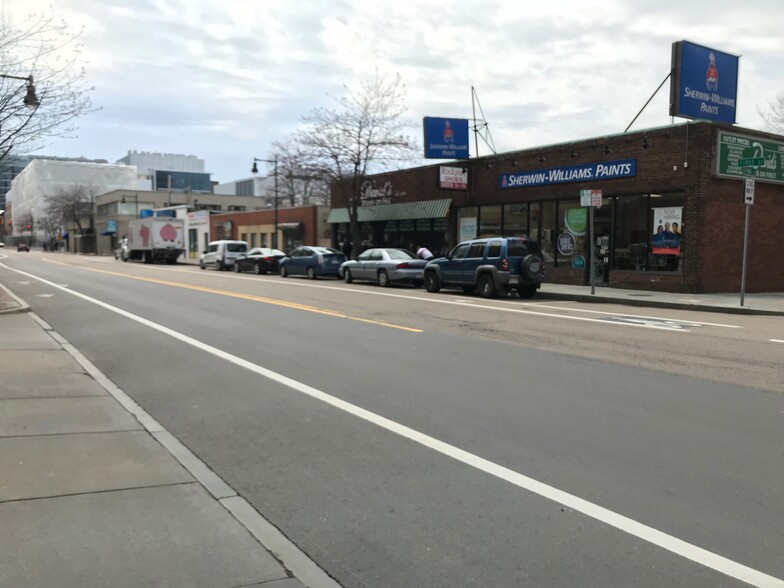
<box><xmin>0</xmin><ymin>282</ymin><xmax>30</xmax><ymax>314</ymax></box>
<box><xmin>537</xmin><ymin>292</ymin><xmax>784</xmax><ymax>316</ymax></box>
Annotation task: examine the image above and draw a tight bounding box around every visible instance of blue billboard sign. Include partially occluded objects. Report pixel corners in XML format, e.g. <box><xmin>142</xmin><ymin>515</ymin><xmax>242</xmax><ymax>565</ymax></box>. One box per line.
<box><xmin>499</xmin><ymin>159</ymin><xmax>636</xmax><ymax>190</ymax></box>
<box><xmin>670</xmin><ymin>40</ymin><xmax>739</xmax><ymax>124</ymax></box>
<box><xmin>423</xmin><ymin>117</ymin><xmax>470</xmax><ymax>159</ymax></box>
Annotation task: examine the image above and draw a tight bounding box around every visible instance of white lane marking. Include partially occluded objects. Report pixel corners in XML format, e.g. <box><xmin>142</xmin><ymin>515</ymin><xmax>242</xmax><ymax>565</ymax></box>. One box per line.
<box><xmin>8</xmin><ymin>266</ymin><xmax>784</xmax><ymax>588</ymax></box>
<box><xmin>770</xmin><ymin>339</ymin><xmax>784</xmax><ymax>344</ymax></box>
<box><xmin>35</xmin><ymin>293</ymin><xmax>54</xmax><ymax>298</ymax></box>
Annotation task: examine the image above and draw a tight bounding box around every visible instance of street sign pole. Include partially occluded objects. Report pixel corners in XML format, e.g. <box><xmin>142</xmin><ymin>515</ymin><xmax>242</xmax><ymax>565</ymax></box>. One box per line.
<box><xmin>589</xmin><ymin>204</ymin><xmax>595</xmax><ymax>295</ymax></box>
<box><xmin>740</xmin><ymin>178</ymin><xmax>754</xmax><ymax>306</ymax></box>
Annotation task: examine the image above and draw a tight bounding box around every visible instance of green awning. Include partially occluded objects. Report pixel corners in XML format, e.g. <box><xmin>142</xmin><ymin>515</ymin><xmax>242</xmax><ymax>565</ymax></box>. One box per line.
<box><xmin>327</xmin><ymin>198</ymin><xmax>452</xmax><ymax>224</ymax></box>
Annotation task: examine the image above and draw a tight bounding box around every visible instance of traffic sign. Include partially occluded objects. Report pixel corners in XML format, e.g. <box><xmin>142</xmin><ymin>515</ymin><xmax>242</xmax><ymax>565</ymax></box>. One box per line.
<box><xmin>738</xmin><ymin>157</ymin><xmax>764</xmax><ymax>167</ymax></box>
<box><xmin>744</xmin><ymin>178</ymin><xmax>755</xmax><ymax>205</ymax></box>
<box><xmin>591</xmin><ymin>189</ymin><xmax>603</xmax><ymax>208</ymax></box>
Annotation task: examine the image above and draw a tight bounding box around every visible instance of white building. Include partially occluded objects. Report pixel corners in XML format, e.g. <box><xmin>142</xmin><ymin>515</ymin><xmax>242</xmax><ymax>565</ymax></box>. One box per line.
<box><xmin>8</xmin><ymin>159</ymin><xmax>137</xmax><ymax>242</ymax></box>
<box><xmin>116</xmin><ymin>150</ymin><xmax>206</xmax><ymax>190</ymax></box>
<box><xmin>214</xmin><ymin>175</ymin><xmax>275</xmax><ymax>198</ymax></box>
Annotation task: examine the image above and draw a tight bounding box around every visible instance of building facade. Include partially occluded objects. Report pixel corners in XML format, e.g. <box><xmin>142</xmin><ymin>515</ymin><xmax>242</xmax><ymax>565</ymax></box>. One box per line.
<box><xmin>328</xmin><ymin>121</ymin><xmax>784</xmax><ymax>293</ymax></box>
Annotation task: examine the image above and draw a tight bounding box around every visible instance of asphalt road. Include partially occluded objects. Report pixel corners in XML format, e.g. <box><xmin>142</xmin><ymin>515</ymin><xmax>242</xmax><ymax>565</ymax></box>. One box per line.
<box><xmin>2</xmin><ymin>251</ymin><xmax>783</xmax><ymax>588</ymax></box>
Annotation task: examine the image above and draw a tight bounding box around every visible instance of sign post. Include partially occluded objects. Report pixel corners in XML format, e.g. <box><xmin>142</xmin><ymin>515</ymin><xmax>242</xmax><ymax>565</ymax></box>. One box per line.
<box><xmin>740</xmin><ymin>178</ymin><xmax>754</xmax><ymax>306</ymax></box>
<box><xmin>581</xmin><ymin>189</ymin><xmax>602</xmax><ymax>294</ymax></box>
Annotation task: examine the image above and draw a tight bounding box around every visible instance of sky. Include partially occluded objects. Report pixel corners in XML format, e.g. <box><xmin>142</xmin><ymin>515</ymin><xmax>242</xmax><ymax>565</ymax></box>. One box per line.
<box><xmin>8</xmin><ymin>0</ymin><xmax>784</xmax><ymax>184</ymax></box>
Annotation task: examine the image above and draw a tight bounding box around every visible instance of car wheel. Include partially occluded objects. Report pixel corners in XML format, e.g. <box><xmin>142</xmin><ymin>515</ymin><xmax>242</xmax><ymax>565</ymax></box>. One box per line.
<box><xmin>254</xmin><ymin>263</ymin><xmax>262</xmax><ymax>275</ymax></box>
<box><xmin>280</xmin><ymin>265</ymin><xmax>288</xmax><ymax>277</ymax></box>
<box><xmin>233</xmin><ymin>263</ymin><xmax>241</xmax><ymax>273</ymax></box>
<box><xmin>378</xmin><ymin>270</ymin><xmax>390</xmax><ymax>287</ymax></box>
<box><xmin>477</xmin><ymin>274</ymin><xmax>496</xmax><ymax>298</ymax></box>
<box><xmin>200</xmin><ymin>260</ymin><xmax>206</xmax><ymax>270</ymax></box>
<box><xmin>517</xmin><ymin>284</ymin><xmax>538</xmax><ymax>298</ymax></box>
<box><xmin>424</xmin><ymin>271</ymin><xmax>440</xmax><ymax>293</ymax></box>
<box><xmin>216</xmin><ymin>260</ymin><xmax>223</xmax><ymax>271</ymax></box>
<box><xmin>343</xmin><ymin>268</ymin><xmax>353</xmax><ymax>283</ymax></box>
<box><xmin>307</xmin><ymin>266</ymin><xmax>316</xmax><ymax>280</ymax></box>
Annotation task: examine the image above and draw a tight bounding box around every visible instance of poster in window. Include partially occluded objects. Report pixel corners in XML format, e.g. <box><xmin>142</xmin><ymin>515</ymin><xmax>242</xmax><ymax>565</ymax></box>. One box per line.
<box><xmin>651</xmin><ymin>207</ymin><xmax>683</xmax><ymax>255</ymax></box>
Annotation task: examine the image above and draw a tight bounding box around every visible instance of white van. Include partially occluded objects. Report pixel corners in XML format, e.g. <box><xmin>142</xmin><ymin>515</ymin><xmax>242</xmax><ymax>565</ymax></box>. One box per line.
<box><xmin>200</xmin><ymin>240</ymin><xmax>248</xmax><ymax>270</ymax></box>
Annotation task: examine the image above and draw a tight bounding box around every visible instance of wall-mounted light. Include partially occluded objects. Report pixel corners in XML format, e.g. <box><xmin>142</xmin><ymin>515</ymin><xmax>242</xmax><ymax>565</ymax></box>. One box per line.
<box><xmin>510</xmin><ymin>160</ymin><xmax>517</xmax><ymax>167</ymax></box>
<box><xmin>538</xmin><ymin>155</ymin><xmax>546</xmax><ymax>164</ymax></box>
<box><xmin>642</xmin><ymin>138</ymin><xmax>650</xmax><ymax>149</ymax></box>
<box><xmin>603</xmin><ymin>144</ymin><xmax>612</xmax><ymax>155</ymax></box>
<box><xmin>569</xmin><ymin>150</ymin><xmax>577</xmax><ymax>159</ymax></box>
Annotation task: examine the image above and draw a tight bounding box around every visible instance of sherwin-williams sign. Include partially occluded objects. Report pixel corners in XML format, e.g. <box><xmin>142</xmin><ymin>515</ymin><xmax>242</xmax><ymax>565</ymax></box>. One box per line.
<box><xmin>499</xmin><ymin>159</ymin><xmax>635</xmax><ymax>190</ymax></box>
<box><xmin>717</xmin><ymin>131</ymin><xmax>784</xmax><ymax>184</ymax></box>
<box><xmin>423</xmin><ymin>117</ymin><xmax>470</xmax><ymax>159</ymax></box>
<box><xmin>670</xmin><ymin>41</ymin><xmax>739</xmax><ymax>124</ymax></box>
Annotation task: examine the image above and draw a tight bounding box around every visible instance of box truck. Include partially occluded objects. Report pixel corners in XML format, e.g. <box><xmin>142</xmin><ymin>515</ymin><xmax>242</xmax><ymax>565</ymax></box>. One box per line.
<box><xmin>120</xmin><ymin>217</ymin><xmax>185</xmax><ymax>264</ymax></box>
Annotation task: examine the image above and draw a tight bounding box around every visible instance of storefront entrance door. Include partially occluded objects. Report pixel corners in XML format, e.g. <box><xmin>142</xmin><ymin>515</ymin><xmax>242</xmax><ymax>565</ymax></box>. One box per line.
<box><xmin>591</xmin><ymin>200</ymin><xmax>613</xmax><ymax>285</ymax></box>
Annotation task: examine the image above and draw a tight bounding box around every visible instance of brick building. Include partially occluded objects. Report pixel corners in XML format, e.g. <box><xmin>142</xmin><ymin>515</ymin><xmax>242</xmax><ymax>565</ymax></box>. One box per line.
<box><xmin>328</xmin><ymin>121</ymin><xmax>784</xmax><ymax>293</ymax></box>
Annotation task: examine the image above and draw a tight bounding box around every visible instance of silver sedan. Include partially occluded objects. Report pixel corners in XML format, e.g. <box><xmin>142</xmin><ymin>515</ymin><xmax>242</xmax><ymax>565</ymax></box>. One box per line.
<box><xmin>339</xmin><ymin>248</ymin><xmax>428</xmax><ymax>287</ymax></box>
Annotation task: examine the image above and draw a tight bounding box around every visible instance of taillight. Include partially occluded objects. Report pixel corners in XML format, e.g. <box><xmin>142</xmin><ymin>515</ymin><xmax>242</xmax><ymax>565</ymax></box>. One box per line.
<box><xmin>396</xmin><ymin>262</ymin><xmax>411</xmax><ymax>269</ymax></box>
<box><xmin>500</xmin><ymin>258</ymin><xmax>509</xmax><ymax>271</ymax></box>
<box><xmin>262</xmin><ymin>256</ymin><xmax>272</xmax><ymax>262</ymax></box>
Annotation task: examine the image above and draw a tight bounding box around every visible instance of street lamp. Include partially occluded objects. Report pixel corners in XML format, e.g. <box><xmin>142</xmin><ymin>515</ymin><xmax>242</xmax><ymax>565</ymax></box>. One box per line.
<box><xmin>121</xmin><ymin>193</ymin><xmax>139</xmax><ymax>217</ymax></box>
<box><xmin>0</xmin><ymin>74</ymin><xmax>40</xmax><ymax>108</ymax></box>
<box><xmin>251</xmin><ymin>156</ymin><xmax>279</xmax><ymax>249</ymax></box>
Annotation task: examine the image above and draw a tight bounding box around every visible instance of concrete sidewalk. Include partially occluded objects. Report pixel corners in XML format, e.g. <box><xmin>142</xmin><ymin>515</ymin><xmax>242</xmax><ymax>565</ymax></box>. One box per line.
<box><xmin>0</xmin><ymin>285</ymin><xmax>340</xmax><ymax>588</ymax></box>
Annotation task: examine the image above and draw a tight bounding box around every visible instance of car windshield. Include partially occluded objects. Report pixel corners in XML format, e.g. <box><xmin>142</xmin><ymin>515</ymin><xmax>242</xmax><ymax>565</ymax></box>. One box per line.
<box><xmin>387</xmin><ymin>249</ymin><xmax>417</xmax><ymax>260</ymax></box>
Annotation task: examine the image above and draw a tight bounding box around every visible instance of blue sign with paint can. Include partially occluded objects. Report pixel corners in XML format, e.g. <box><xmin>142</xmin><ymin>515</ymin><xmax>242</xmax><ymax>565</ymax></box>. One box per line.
<box><xmin>423</xmin><ymin>117</ymin><xmax>470</xmax><ymax>159</ymax></box>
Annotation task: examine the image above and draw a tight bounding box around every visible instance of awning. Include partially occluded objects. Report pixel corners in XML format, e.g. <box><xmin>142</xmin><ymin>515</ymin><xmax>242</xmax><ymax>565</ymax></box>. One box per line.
<box><xmin>327</xmin><ymin>198</ymin><xmax>452</xmax><ymax>224</ymax></box>
<box><xmin>100</xmin><ymin>230</ymin><xmax>116</xmax><ymax>236</ymax></box>
<box><xmin>277</xmin><ymin>222</ymin><xmax>302</xmax><ymax>230</ymax></box>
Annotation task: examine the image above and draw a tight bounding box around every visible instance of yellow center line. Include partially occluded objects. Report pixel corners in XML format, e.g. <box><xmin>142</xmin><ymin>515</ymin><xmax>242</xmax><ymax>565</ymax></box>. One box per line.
<box><xmin>43</xmin><ymin>258</ymin><xmax>423</xmax><ymax>333</ymax></box>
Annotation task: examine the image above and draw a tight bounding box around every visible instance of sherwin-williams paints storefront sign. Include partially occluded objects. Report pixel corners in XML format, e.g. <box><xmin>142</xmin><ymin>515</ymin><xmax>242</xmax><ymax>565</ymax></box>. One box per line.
<box><xmin>670</xmin><ymin>41</ymin><xmax>739</xmax><ymax>124</ymax></box>
<box><xmin>717</xmin><ymin>131</ymin><xmax>784</xmax><ymax>184</ymax></box>
<box><xmin>499</xmin><ymin>159</ymin><xmax>636</xmax><ymax>189</ymax></box>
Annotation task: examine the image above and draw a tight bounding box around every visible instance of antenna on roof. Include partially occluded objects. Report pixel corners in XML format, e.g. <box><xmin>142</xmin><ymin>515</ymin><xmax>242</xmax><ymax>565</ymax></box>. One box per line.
<box><xmin>471</xmin><ymin>86</ymin><xmax>497</xmax><ymax>157</ymax></box>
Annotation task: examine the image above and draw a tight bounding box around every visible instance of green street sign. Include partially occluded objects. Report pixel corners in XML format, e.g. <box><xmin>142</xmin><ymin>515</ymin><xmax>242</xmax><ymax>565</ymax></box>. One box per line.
<box><xmin>717</xmin><ymin>131</ymin><xmax>784</xmax><ymax>184</ymax></box>
<box><xmin>738</xmin><ymin>157</ymin><xmax>764</xmax><ymax>167</ymax></box>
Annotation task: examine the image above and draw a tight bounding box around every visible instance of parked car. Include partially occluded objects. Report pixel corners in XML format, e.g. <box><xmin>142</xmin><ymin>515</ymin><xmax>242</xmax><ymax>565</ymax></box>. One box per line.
<box><xmin>279</xmin><ymin>246</ymin><xmax>346</xmax><ymax>279</ymax></box>
<box><xmin>200</xmin><ymin>240</ymin><xmax>248</xmax><ymax>270</ymax></box>
<box><xmin>17</xmin><ymin>242</ymin><xmax>30</xmax><ymax>252</ymax></box>
<box><xmin>233</xmin><ymin>247</ymin><xmax>286</xmax><ymax>274</ymax></box>
<box><xmin>0</xmin><ymin>241</ymin><xmax>4</xmax><ymax>247</ymax></box>
<box><xmin>340</xmin><ymin>248</ymin><xmax>427</xmax><ymax>287</ymax></box>
<box><xmin>423</xmin><ymin>236</ymin><xmax>545</xmax><ymax>298</ymax></box>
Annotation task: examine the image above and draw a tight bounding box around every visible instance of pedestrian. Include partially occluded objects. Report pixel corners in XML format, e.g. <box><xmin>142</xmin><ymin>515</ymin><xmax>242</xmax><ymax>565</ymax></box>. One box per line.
<box><xmin>416</xmin><ymin>245</ymin><xmax>434</xmax><ymax>260</ymax></box>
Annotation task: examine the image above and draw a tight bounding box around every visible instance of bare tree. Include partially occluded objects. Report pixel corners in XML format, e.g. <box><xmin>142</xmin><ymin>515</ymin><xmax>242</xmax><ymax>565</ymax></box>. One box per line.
<box><xmin>0</xmin><ymin>8</ymin><xmax>96</xmax><ymax>164</ymax></box>
<box><xmin>46</xmin><ymin>184</ymin><xmax>94</xmax><ymax>253</ymax></box>
<box><xmin>757</xmin><ymin>92</ymin><xmax>784</xmax><ymax>134</ymax></box>
<box><xmin>271</xmin><ymin>139</ymin><xmax>329</xmax><ymax>207</ymax></box>
<box><xmin>294</xmin><ymin>71</ymin><xmax>418</xmax><ymax>256</ymax></box>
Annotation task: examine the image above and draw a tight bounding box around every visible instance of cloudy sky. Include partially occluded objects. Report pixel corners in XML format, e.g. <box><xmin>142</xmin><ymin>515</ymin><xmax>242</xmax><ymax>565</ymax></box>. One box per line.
<box><xmin>9</xmin><ymin>0</ymin><xmax>784</xmax><ymax>183</ymax></box>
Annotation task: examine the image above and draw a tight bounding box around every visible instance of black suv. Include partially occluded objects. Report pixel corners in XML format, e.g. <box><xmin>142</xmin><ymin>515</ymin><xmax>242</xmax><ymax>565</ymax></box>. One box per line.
<box><xmin>423</xmin><ymin>237</ymin><xmax>545</xmax><ymax>298</ymax></box>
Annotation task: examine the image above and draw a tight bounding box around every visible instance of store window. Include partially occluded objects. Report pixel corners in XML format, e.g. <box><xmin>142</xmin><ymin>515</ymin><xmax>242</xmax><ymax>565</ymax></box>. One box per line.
<box><xmin>649</xmin><ymin>193</ymin><xmax>684</xmax><ymax>272</ymax></box>
<box><xmin>612</xmin><ymin>192</ymin><xmax>685</xmax><ymax>272</ymax></box>
<box><xmin>557</xmin><ymin>200</ymin><xmax>587</xmax><ymax>268</ymax></box>
<box><xmin>479</xmin><ymin>205</ymin><xmax>501</xmax><ymax>237</ymax></box>
<box><xmin>540</xmin><ymin>201</ymin><xmax>556</xmax><ymax>265</ymax></box>
<box><xmin>503</xmin><ymin>203</ymin><xmax>528</xmax><ymax>237</ymax></box>
<box><xmin>457</xmin><ymin>207</ymin><xmax>477</xmax><ymax>242</ymax></box>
